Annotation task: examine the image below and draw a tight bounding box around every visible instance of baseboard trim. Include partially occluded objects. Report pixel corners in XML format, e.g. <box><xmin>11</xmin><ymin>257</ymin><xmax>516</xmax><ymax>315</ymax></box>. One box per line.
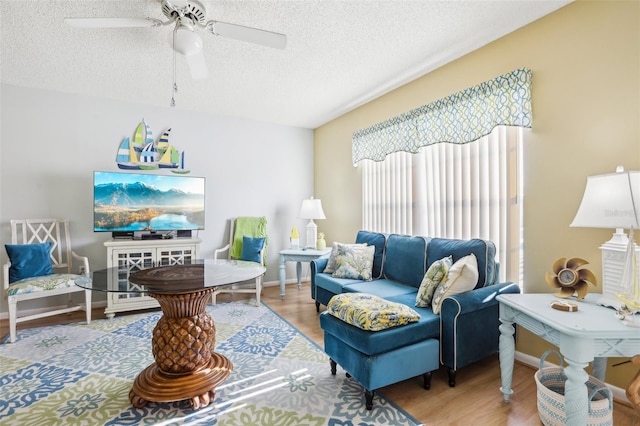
<box><xmin>263</xmin><ymin>279</ymin><xmax>300</xmax><ymax>287</ymax></box>
<box><xmin>515</xmin><ymin>350</ymin><xmax>630</xmax><ymax>405</ymax></box>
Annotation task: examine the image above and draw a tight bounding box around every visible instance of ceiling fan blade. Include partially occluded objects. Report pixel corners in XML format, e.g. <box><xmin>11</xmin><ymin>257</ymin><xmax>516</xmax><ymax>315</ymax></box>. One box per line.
<box><xmin>184</xmin><ymin>50</ymin><xmax>209</xmax><ymax>80</ymax></box>
<box><xmin>64</xmin><ymin>17</ymin><xmax>162</xmax><ymax>28</ymax></box>
<box><xmin>208</xmin><ymin>21</ymin><xmax>287</xmax><ymax>49</ymax></box>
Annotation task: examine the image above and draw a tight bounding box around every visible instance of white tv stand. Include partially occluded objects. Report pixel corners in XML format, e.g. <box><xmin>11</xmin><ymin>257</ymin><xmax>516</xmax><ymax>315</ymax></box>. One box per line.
<box><xmin>103</xmin><ymin>238</ymin><xmax>201</xmax><ymax>318</ymax></box>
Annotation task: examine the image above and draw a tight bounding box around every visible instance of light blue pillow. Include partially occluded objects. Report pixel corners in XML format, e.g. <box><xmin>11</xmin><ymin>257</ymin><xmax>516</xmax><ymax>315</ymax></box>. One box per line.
<box><xmin>5</xmin><ymin>242</ymin><xmax>54</xmax><ymax>283</ymax></box>
<box><xmin>240</xmin><ymin>236</ymin><xmax>265</xmax><ymax>263</ymax></box>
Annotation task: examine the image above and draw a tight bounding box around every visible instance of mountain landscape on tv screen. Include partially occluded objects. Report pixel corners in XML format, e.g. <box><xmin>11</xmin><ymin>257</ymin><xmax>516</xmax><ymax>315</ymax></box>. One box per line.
<box><xmin>94</xmin><ymin>182</ymin><xmax>204</xmax><ymax>231</ymax></box>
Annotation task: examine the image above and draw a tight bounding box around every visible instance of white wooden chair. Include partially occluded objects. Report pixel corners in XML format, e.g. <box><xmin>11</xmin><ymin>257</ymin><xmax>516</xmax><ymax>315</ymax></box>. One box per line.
<box><xmin>3</xmin><ymin>219</ymin><xmax>91</xmax><ymax>343</ymax></box>
<box><xmin>212</xmin><ymin>217</ymin><xmax>267</xmax><ymax>305</ymax></box>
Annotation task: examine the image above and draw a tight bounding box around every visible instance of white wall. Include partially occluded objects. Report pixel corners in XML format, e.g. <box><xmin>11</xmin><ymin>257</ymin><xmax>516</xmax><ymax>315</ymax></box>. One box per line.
<box><xmin>0</xmin><ymin>84</ymin><xmax>315</xmax><ymax>314</ymax></box>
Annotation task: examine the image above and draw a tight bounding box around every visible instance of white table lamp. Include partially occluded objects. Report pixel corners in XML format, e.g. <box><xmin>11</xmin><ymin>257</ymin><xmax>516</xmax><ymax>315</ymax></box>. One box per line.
<box><xmin>298</xmin><ymin>197</ymin><xmax>326</xmax><ymax>249</ymax></box>
<box><xmin>570</xmin><ymin>166</ymin><xmax>640</xmax><ymax>310</ymax></box>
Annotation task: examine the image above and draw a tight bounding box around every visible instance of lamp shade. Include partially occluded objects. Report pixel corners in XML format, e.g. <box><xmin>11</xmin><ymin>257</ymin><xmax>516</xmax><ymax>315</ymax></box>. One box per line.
<box><xmin>298</xmin><ymin>198</ymin><xmax>326</xmax><ymax>220</ymax></box>
<box><xmin>570</xmin><ymin>171</ymin><xmax>640</xmax><ymax>230</ymax></box>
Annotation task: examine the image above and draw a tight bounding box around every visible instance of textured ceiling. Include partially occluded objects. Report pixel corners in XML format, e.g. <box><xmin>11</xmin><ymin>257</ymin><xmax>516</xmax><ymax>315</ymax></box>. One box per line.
<box><xmin>1</xmin><ymin>0</ymin><xmax>571</xmax><ymax>129</ymax></box>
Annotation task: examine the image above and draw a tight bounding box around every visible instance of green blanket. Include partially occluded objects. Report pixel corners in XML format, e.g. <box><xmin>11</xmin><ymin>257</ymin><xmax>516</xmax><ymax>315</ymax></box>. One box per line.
<box><xmin>230</xmin><ymin>216</ymin><xmax>268</xmax><ymax>261</ymax></box>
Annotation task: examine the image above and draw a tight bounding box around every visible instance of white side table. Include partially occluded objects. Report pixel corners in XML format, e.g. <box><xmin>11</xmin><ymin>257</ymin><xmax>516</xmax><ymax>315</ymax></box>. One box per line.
<box><xmin>497</xmin><ymin>293</ymin><xmax>640</xmax><ymax>425</ymax></box>
<box><xmin>278</xmin><ymin>248</ymin><xmax>331</xmax><ymax>299</ymax></box>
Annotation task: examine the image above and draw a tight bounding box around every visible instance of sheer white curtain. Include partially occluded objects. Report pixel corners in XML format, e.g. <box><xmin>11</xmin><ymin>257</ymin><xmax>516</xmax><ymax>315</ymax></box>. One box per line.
<box><xmin>362</xmin><ymin>126</ymin><xmax>523</xmax><ymax>282</ymax></box>
<box><xmin>362</xmin><ymin>150</ymin><xmax>413</xmax><ymax>235</ymax></box>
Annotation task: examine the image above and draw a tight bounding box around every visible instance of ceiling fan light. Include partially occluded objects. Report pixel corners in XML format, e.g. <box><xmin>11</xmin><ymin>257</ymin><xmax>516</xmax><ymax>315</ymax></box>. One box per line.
<box><xmin>171</xmin><ymin>26</ymin><xmax>203</xmax><ymax>56</ymax></box>
<box><xmin>166</xmin><ymin>0</ymin><xmax>189</xmax><ymax>9</ymax></box>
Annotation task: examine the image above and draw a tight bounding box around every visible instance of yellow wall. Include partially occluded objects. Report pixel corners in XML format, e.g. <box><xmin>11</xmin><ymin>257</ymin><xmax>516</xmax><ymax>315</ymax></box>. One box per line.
<box><xmin>314</xmin><ymin>0</ymin><xmax>640</xmax><ymax>389</ymax></box>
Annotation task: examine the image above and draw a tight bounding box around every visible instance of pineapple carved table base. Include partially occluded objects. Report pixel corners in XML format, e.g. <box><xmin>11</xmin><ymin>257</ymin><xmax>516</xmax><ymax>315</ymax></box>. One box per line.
<box><xmin>128</xmin><ymin>288</ymin><xmax>232</xmax><ymax>409</ymax></box>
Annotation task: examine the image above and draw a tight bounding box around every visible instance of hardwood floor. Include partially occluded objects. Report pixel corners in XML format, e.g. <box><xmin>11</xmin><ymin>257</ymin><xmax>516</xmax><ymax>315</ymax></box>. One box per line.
<box><xmin>2</xmin><ymin>282</ymin><xmax>638</xmax><ymax>425</ymax></box>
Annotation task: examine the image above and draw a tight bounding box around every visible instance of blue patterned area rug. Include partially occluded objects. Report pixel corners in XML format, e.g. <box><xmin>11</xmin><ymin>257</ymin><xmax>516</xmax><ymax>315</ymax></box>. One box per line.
<box><xmin>0</xmin><ymin>300</ymin><xmax>420</xmax><ymax>425</ymax></box>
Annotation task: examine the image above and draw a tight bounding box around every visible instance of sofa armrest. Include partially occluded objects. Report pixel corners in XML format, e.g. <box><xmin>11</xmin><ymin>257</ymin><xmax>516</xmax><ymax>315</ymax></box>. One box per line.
<box><xmin>310</xmin><ymin>258</ymin><xmax>329</xmax><ymax>300</ymax></box>
<box><xmin>441</xmin><ymin>282</ymin><xmax>520</xmax><ymax>317</ymax></box>
<box><xmin>439</xmin><ymin>282</ymin><xmax>520</xmax><ymax>375</ymax></box>
<box><xmin>311</xmin><ymin>257</ymin><xmax>328</xmax><ymax>275</ymax></box>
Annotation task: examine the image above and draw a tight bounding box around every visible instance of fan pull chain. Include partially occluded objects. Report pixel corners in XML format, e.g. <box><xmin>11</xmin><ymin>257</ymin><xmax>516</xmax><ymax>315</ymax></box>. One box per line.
<box><xmin>170</xmin><ymin>27</ymin><xmax>178</xmax><ymax>107</ymax></box>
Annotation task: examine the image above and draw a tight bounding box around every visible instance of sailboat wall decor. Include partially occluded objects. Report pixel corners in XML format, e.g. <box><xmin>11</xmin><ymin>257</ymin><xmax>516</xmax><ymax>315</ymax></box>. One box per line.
<box><xmin>116</xmin><ymin>120</ymin><xmax>190</xmax><ymax>173</ymax></box>
<box><xmin>172</xmin><ymin>151</ymin><xmax>190</xmax><ymax>174</ymax></box>
<box><xmin>139</xmin><ymin>142</ymin><xmax>159</xmax><ymax>170</ymax></box>
<box><xmin>132</xmin><ymin>120</ymin><xmax>152</xmax><ymax>152</ymax></box>
<box><xmin>115</xmin><ymin>137</ymin><xmax>138</xmax><ymax>170</ymax></box>
<box><xmin>157</xmin><ymin>129</ymin><xmax>181</xmax><ymax>169</ymax></box>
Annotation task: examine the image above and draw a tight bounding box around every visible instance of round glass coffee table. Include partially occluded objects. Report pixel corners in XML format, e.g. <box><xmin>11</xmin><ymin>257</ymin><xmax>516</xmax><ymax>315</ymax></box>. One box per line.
<box><xmin>76</xmin><ymin>259</ymin><xmax>265</xmax><ymax>409</ymax></box>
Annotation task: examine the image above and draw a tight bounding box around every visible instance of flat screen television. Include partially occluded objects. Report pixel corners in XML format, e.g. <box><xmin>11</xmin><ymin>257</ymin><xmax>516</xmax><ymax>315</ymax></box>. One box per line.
<box><xmin>93</xmin><ymin>171</ymin><xmax>205</xmax><ymax>233</ymax></box>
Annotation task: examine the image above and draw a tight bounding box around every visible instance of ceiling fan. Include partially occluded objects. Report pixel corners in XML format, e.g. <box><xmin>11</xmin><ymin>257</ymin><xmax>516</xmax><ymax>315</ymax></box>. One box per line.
<box><xmin>64</xmin><ymin>0</ymin><xmax>287</xmax><ymax>80</ymax></box>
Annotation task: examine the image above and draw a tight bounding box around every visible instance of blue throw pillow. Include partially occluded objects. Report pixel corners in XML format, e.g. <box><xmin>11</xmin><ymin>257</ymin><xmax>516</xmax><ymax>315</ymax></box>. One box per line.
<box><xmin>240</xmin><ymin>236</ymin><xmax>265</xmax><ymax>263</ymax></box>
<box><xmin>5</xmin><ymin>242</ymin><xmax>54</xmax><ymax>283</ymax></box>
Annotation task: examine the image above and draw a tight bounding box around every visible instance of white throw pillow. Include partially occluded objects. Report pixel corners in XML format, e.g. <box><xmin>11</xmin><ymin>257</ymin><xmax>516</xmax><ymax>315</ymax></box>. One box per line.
<box><xmin>431</xmin><ymin>253</ymin><xmax>479</xmax><ymax>314</ymax></box>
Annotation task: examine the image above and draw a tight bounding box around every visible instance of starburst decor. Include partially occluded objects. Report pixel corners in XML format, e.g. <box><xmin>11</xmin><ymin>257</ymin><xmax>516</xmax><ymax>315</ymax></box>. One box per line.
<box><xmin>545</xmin><ymin>257</ymin><xmax>597</xmax><ymax>300</ymax></box>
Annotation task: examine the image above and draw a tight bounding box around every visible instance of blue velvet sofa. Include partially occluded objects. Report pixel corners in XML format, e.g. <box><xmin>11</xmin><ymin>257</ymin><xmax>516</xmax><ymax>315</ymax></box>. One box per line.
<box><xmin>311</xmin><ymin>231</ymin><xmax>520</xmax><ymax>406</ymax></box>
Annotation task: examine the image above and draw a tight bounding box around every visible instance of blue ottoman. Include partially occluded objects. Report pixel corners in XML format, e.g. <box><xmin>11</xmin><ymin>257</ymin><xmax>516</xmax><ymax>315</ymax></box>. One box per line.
<box><xmin>319</xmin><ymin>294</ymin><xmax>440</xmax><ymax>410</ymax></box>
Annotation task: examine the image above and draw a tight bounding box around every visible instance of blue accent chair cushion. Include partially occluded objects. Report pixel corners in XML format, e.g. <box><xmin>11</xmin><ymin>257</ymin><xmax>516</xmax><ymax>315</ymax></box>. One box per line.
<box><xmin>239</xmin><ymin>236</ymin><xmax>265</xmax><ymax>263</ymax></box>
<box><xmin>5</xmin><ymin>242</ymin><xmax>54</xmax><ymax>283</ymax></box>
<box><xmin>7</xmin><ymin>274</ymin><xmax>80</xmax><ymax>296</ymax></box>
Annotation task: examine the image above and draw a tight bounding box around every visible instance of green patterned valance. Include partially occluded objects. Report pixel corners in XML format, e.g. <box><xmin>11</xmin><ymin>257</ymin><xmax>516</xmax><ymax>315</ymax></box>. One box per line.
<box><xmin>352</xmin><ymin>68</ymin><xmax>532</xmax><ymax>164</ymax></box>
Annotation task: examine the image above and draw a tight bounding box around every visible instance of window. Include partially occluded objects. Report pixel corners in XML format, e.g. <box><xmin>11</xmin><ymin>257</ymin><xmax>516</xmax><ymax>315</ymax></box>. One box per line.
<box><xmin>362</xmin><ymin>126</ymin><xmax>523</xmax><ymax>283</ymax></box>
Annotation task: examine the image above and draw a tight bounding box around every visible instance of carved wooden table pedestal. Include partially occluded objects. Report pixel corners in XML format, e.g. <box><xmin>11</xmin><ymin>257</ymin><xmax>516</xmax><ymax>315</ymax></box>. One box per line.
<box><xmin>78</xmin><ymin>261</ymin><xmax>266</xmax><ymax>410</ymax></box>
<box><xmin>129</xmin><ymin>288</ymin><xmax>232</xmax><ymax>409</ymax></box>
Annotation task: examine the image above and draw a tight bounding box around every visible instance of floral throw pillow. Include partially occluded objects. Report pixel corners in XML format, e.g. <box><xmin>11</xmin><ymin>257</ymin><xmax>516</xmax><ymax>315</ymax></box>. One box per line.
<box><xmin>432</xmin><ymin>253</ymin><xmax>479</xmax><ymax>314</ymax></box>
<box><xmin>332</xmin><ymin>244</ymin><xmax>375</xmax><ymax>281</ymax></box>
<box><xmin>324</xmin><ymin>242</ymin><xmax>366</xmax><ymax>274</ymax></box>
<box><xmin>327</xmin><ymin>293</ymin><xmax>420</xmax><ymax>331</ymax></box>
<box><xmin>415</xmin><ymin>255</ymin><xmax>453</xmax><ymax>308</ymax></box>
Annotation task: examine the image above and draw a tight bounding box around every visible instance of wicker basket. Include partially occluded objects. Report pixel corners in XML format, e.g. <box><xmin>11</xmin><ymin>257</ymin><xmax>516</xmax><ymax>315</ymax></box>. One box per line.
<box><xmin>535</xmin><ymin>350</ymin><xmax>613</xmax><ymax>426</ymax></box>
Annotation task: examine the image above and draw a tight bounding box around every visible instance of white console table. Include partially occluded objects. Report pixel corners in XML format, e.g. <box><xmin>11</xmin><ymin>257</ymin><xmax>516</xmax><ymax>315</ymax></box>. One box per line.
<box><xmin>497</xmin><ymin>293</ymin><xmax>640</xmax><ymax>425</ymax></box>
<box><xmin>103</xmin><ymin>238</ymin><xmax>201</xmax><ymax>318</ymax></box>
<box><xmin>278</xmin><ymin>248</ymin><xmax>331</xmax><ymax>299</ymax></box>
